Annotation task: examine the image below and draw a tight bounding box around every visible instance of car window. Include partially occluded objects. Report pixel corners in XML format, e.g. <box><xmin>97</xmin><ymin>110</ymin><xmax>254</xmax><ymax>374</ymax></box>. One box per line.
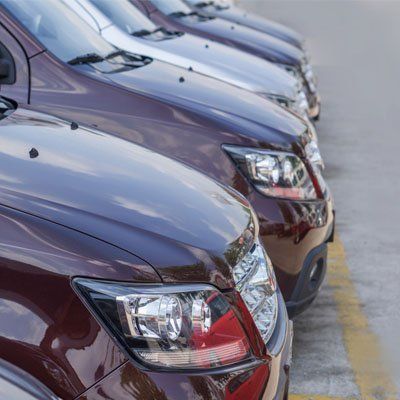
<box><xmin>90</xmin><ymin>0</ymin><xmax>157</xmax><ymax>34</ymax></box>
<box><xmin>150</xmin><ymin>0</ymin><xmax>192</xmax><ymax>15</ymax></box>
<box><xmin>0</xmin><ymin>0</ymin><xmax>115</xmax><ymax>62</ymax></box>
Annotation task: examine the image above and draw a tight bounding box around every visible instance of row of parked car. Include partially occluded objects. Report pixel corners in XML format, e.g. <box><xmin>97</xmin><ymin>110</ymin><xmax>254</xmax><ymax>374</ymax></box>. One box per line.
<box><xmin>0</xmin><ymin>0</ymin><xmax>334</xmax><ymax>399</ymax></box>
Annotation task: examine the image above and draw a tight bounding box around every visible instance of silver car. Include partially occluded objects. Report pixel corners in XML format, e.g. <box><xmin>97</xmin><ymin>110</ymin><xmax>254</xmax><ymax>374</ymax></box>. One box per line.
<box><xmin>63</xmin><ymin>0</ymin><xmax>310</xmax><ymax>119</ymax></box>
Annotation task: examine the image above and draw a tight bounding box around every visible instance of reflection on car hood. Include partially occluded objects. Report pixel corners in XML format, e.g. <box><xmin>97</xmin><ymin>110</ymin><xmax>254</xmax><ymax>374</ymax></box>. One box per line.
<box><xmin>0</xmin><ymin>107</ymin><xmax>254</xmax><ymax>287</ymax></box>
<box><xmin>80</xmin><ymin>58</ymin><xmax>306</xmax><ymax>139</ymax></box>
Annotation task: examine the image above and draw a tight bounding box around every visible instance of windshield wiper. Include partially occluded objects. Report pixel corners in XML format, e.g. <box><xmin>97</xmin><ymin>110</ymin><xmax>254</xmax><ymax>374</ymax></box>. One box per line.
<box><xmin>170</xmin><ymin>10</ymin><xmax>213</xmax><ymax>20</ymax></box>
<box><xmin>168</xmin><ymin>10</ymin><xmax>197</xmax><ymax>18</ymax></box>
<box><xmin>67</xmin><ymin>52</ymin><xmax>104</xmax><ymax>65</ymax></box>
<box><xmin>196</xmin><ymin>1</ymin><xmax>214</xmax><ymax>8</ymax></box>
<box><xmin>215</xmin><ymin>3</ymin><xmax>229</xmax><ymax>10</ymax></box>
<box><xmin>131</xmin><ymin>27</ymin><xmax>177</xmax><ymax>38</ymax></box>
<box><xmin>131</xmin><ymin>28</ymin><xmax>153</xmax><ymax>37</ymax></box>
<box><xmin>105</xmin><ymin>49</ymin><xmax>125</xmax><ymax>60</ymax></box>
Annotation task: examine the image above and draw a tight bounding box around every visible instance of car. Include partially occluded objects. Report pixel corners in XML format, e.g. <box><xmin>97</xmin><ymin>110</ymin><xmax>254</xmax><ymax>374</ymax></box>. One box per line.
<box><xmin>64</xmin><ymin>0</ymin><xmax>310</xmax><ymax>120</ymax></box>
<box><xmin>0</xmin><ymin>97</ymin><xmax>291</xmax><ymax>399</ymax></box>
<box><xmin>184</xmin><ymin>0</ymin><xmax>305</xmax><ymax>50</ymax></box>
<box><xmin>131</xmin><ymin>0</ymin><xmax>321</xmax><ymax>119</ymax></box>
<box><xmin>0</xmin><ymin>0</ymin><xmax>334</xmax><ymax>317</ymax></box>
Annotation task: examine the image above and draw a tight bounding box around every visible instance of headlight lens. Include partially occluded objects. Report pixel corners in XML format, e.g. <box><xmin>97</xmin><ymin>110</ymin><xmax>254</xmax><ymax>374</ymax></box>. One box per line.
<box><xmin>224</xmin><ymin>146</ymin><xmax>318</xmax><ymax>200</ymax></box>
<box><xmin>73</xmin><ymin>280</ymin><xmax>251</xmax><ymax>369</ymax></box>
<box><xmin>233</xmin><ymin>239</ymin><xmax>278</xmax><ymax>343</ymax></box>
<box><xmin>305</xmin><ymin>140</ymin><xmax>324</xmax><ymax>170</ymax></box>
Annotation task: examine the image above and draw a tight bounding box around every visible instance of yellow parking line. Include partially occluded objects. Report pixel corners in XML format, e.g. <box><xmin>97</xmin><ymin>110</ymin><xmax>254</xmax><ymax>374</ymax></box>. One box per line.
<box><xmin>327</xmin><ymin>236</ymin><xmax>398</xmax><ymax>399</ymax></box>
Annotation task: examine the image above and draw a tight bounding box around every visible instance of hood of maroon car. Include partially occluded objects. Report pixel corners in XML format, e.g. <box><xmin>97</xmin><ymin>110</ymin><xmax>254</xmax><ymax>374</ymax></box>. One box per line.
<box><xmin>76</xmin><ymin>57</ymin><xmax>307</xmax><ymax>141</ymax></box>
<box><xmin>188</xmin><ymin>1</ymin><xmax>304</xmax><ymax>49</ymax></box>
<box><xmin>135</xmin><ymin>0</ymin><xmax>303</xmax><ymax>65</ymax></box>
<box><xmin>176</xmin><ymin>16</ymin><xmax>303</xmax><ymax>65</ymax></box>
<box><xmin>0</xmin><ymin>106</ymin><xmax>255</xmax><ymax>288</ymax></box>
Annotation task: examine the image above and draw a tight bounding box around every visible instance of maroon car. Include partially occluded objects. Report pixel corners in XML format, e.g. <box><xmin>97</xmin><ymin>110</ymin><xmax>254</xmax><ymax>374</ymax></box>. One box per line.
<box><xmin>131</xmin><ymin>0</ymin><xmax>321</xmax><ymax>119</ymax></box>
<box><xmin>0</xmin><ymin>0</ymin><xmax>334</xmax><ymax>317</ymax></box>
<box><xmin>0</xmin><ymin>97</ymin><xmax>291</xmax><ymax>399</ymax></box>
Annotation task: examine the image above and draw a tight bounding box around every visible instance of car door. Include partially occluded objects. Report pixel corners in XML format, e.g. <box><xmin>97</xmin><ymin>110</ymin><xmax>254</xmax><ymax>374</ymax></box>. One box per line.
<box><xmin>0</xmin><ymin>23</ymin><xmax>29</xmax><ymax>103</ymax></box>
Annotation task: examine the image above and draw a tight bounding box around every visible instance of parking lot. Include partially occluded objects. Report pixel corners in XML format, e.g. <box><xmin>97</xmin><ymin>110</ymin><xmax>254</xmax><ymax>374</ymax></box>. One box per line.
<box><xmin>238</xmin><ymin>1</ymin><xmax>400</xmax><ymax>398</ymax></box>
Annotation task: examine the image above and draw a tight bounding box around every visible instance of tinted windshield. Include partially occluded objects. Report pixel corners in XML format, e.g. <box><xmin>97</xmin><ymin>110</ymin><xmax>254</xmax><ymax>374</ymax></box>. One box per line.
<box><xmin>90</xmin><ymin>0</ymin><xmax>157</xmax><ymax>34</ymax></box>
<box><xmin>0</xmin><ymin>0</ymin><xmax>115</xmax><ymax>62</ymax></box>
<box><xmin>150</xmin><ymin>0</ymin><xmax>192</xmax><ymax>15</ymax></box>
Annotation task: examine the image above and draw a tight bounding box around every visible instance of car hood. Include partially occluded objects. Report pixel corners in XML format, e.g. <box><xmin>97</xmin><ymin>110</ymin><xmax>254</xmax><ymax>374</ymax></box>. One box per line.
<box><xmin>173</xmin><ymin>14</ymin><xmax>303</xmax><ymax>65</ymax></box>
<box><xmin>0</xmin><ymin>107</ymin><xmax>255</xmax><ymax>288</ymax></box>
<box><xmin>202</xmin><ymin>4</ymin><xmax>304</xmax><ymax>49</ymax></box>
<box><xmin>79</xmin><ymin>58</ymin><xmax>306</xmax><ymax>140</ymax></box>
<box><xmin>102</xmin><ymin>24</ymin><xmax>299</xmax><ymax>98</ymax></box>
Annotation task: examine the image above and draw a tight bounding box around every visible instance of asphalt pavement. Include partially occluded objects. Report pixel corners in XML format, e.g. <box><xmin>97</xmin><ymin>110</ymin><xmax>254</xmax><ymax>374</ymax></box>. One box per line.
<box><xmin>237</xmin><ymin>1</ymin><xmax>400</xmax><ymax>398</ymax></box>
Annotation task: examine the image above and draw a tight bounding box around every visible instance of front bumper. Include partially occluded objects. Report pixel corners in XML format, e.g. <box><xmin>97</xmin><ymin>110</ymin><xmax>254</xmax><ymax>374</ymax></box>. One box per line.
<box><xmin>248</xmin><ymin>188</ymin><xmax>335</xmax><ymax>317</ymax></box>
<box><xmin>285</xmin><ymin>242</ymin><xmax>328</xmax><ymax>318</ymax></box>
<box><xmin>76</xmin><ymin>293</ymin><xmax>293</xmax><ymax>400</ymax></box>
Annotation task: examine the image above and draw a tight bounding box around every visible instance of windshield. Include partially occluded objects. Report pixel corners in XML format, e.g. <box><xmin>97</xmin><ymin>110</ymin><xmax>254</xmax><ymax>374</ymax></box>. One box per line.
<box><xmin>90</xmin><ymin>0</ymin><xmax>157</xmax><ymax>34</ymax></box>
<box><xmin>0</xmin><ymin>0</ymin><xmax>115</xmax><ymax>62</ymax></box>
<box><xmin>150</xmin><ymin>0</ymin><xmax>192</xmax><ymax>15</ymax></box>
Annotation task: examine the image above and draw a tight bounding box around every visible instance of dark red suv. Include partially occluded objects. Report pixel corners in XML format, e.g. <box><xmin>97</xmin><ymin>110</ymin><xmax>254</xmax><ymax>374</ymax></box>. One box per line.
<box><xmin>0</xmin><ymin>0</ymin><xmax>334</xmax><ymax>317</ymax></box>
<box><xmin>0</xmin><ymin>98</ymin><xmax>291</xmax><ymax>399</ymax></box>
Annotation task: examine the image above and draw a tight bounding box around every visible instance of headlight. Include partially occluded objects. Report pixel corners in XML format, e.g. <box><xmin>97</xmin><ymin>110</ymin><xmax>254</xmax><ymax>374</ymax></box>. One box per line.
<box><xmin>305</xmin><ymin>140</ymin><xmax>324</xmax><ymax>171</ymax></box>
<box><xmin>73</xmin><ymin>280</ymin><xmax>251</xmax><ymax>370</ymax></box>
<box><xmin>224</xmin><ymin>146</ymin><xmax>318</xmax><ymax>200</ymax></box>
<box><xmin>233</xmin><ymin>239</ymin><xmax>278</xmax><ymax>343</ymax></box>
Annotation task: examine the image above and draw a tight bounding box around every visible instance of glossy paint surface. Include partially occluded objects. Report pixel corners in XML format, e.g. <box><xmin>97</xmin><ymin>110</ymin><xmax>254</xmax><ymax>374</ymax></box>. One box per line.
<box><xmin>0</xmin><ymin>359</ymin><xmax>59</xmax><ymax>400</ymax></box>
<box><xmin>0</xmin><ymin>107</ymin><xmax>254</xmax><ymax>285</ymax></box>
<box><xmin>66</xmin><ymin>0</ymin><xmax>299</xmax><ymax>98</ymax></box>
<box><xmin>77</xmin><ymin>58</ymin><xmax>306</xmax><ymax>139</ymax></box>
<box><xmin>0</xmin><ymin>0</ymin><xmax>306</xmax><ymax>137</ymax></box>
<box><xmin>185</xmin><ymin>0</ymin><xmax>304</xmax><ymax>48</ymax></box>
<box><xmin>0</xmin><ymin>8</ymin><xmax>333</xmax><ymax>307</ymax></box>
<box><xmin>133</xmin><ymin>0</ymin><xmax>304</xmax><ymax>66</ymax></box>
<box><xmin>0</xmin><ymin>104</ymin><xmax>270</xmax><ymax>398</ymax></box>
<box><xmin>0</xmin><ymin>203</ymin><xmax>140</xmax><ymax>399</ymax></box>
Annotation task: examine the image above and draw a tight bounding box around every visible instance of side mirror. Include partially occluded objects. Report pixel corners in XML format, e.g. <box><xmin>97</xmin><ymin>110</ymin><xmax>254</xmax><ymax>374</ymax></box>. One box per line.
<box><xmin>0</xmin><ymin>59</ymin><xmax>10</xmax><ymax>79</ymax></box>
<box><xmin>0</xmin><ymin>42</ymin><xmax>15</xmax><ymax>84</ymax></box>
